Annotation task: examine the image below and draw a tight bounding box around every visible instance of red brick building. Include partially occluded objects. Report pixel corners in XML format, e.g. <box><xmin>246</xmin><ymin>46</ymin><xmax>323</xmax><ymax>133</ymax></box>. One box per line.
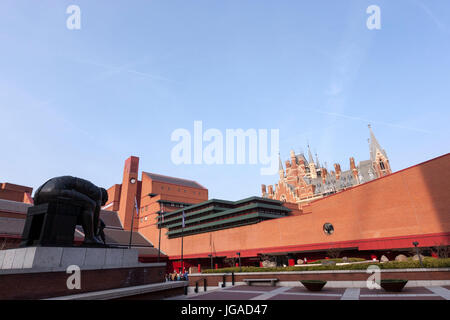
<box><xmin>0</xmin><ymin>183</ymin><xmax>34</xmax><ymax>204</ymax></box>
<box><xmin>106</xmin><ymin>153</ymin><xmax>449</xmax><ymax>270</ymax></box>
<box><xmin>1</xmin><ymin>152</ymin><xmax>449</xmax><ymax>271</ymax></box>
<box><xmin>262</xmin><ymin>125</ymin><xmax>392</xmax><ymax>207</ymax></box>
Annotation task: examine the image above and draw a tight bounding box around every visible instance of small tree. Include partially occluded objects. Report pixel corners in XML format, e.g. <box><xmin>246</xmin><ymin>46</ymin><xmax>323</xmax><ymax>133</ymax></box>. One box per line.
<box><xmin>432</xmin><ymin>243</ymin><xmax>450</xmax><ymax>259</ymax></box>
<box><xmin>223</xmin><ymin>258</ymin><xmax>236</xmax><ymax>267</ymax></box>
<box><xmin>326</xmin><ymin>248</ymin><xmax>343</xmax><ymax>259</ymax></box>
<box><xmin>409</xmin><ymin>246</ymin><xmax>423</xmax><ymax>257</ymax></box>
<box><xmin>0</xmin><ymin>238</ymin><xmax>7</xmax><ymax>250</ymax></box>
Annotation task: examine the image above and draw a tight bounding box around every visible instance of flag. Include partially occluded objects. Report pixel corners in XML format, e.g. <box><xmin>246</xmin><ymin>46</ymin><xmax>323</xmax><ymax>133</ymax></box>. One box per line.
<box><xmin>134</xmin><ymin>197</ymin><xmax>139</xmax><ymax>217</ymax></box>
<box><xmin>182</xmin><ymin>210</ymin><xmax>185</xmax><ymax>228</ymax></box>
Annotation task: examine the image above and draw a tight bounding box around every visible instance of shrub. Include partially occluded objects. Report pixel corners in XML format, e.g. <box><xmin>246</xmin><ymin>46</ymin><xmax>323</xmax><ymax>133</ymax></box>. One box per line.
<box><xmin>307</xmin><ymin>258</ymin><xmax>365</xmax><ymax>264</ymax></box>
<box><xmin>201</xmin><ymin>258</ymin><xmax>450</xmax><ymax>273</ymax></box>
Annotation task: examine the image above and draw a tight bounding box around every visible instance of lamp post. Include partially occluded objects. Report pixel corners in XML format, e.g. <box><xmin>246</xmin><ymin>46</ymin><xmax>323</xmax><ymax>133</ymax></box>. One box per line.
<box><xmin>237</xmin><ymin>252</ymin><xmax>241</xmax><ymax>271</ymax></box>
<box><xmin>413</xmin><ymin>241</ymin><xmax>423</xmax><ymax>268</ymax></box>
<box><xmin>158</xmin><ymin>203</ymin><xmax>163</xmax><ymax>263</ymax></box>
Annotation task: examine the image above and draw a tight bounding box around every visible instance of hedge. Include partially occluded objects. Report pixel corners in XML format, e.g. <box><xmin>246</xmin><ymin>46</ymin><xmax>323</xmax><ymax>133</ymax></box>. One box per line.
<box><xmin>201</xmin><ymin>258</ymin><xmax>450</xmax><ymax>273</ymax></box>
<box><xmin>307</xmin><ymin>258</ymin><xmax>366</xmax><ymax>264</ymax></box>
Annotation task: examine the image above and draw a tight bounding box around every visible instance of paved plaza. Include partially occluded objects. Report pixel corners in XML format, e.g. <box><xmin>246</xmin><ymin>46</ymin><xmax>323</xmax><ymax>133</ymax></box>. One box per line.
<box><xmin>176</xmin><ymin>285</ymin><xmax>450</xmax><ymax>300</ymax></box>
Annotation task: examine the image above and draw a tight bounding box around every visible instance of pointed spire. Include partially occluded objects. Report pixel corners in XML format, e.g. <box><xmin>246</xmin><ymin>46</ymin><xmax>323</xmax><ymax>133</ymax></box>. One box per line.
<box><xmin>278</xmin><ymin>153</ymin><xmax>284</xmax><ymax>172</ymax></box>
<box><xmin>315</xmin><ymin>152</ymin><xmax>320</xmax><ymax>168</ymax></box>
<box><xmin>368</xmin><ymin>124</ymin><xmax>387</xmax><ymax>162</ymax></box>
<box><xmin>307</xmin><ymin>144</ymin><xmax>314</xmax><ymax>164</ymax></box>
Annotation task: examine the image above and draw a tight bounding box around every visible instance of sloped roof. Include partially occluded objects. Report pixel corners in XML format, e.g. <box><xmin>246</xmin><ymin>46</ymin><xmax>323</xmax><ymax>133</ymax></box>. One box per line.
<box><xmin>0</xmin><ymin>217</ymin><xmax>25</xmax><ymax>235</ymax></box>
<box><xmin>104</xmin><ymin>229</ymin><xmax>153</xmax><ymax>247</ymax></box>
<box><xmin>0</xmin><ymin>199</ymin><xmax>31</xmax><ymax>214</ymax></box>
<box><xmin>358</xmin><ymin>160</ymin><xmax>376</xmax><ymax>183</ymax></box>
<box><xmin>369</xmin><ymin>125</ymin><xmax>388</xmax><ymax>162</ymax></box>
<box><xmin>99</xmin><ymin>210</ymin><xmax>123</xmax><ymax>229</ymax></box>
<box><xmin>0</xmin><ymin>199</ymin><xmax>154</xmax><ymax>250</ymax></box>
<box><xmin>136</xmin><ymin>246</ymin><xmax>164</xmax><ymax>257</ymax></box>
<box><xmin>295</xmin><ymin>153</ymin><xmax>309</xmax><ymax>165</ymax></box>
<box><xmin>143</xmin><ymin>172</ymin><xmax>206</xmax><ymax>189</ymax></box>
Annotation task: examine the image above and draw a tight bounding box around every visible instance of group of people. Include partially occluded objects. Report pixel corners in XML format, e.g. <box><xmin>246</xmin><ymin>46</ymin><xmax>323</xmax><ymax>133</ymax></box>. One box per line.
<box><xmin>166</xmin><ymin>270</ymin><xmax>189</xmax><ymax>282</ymax></box>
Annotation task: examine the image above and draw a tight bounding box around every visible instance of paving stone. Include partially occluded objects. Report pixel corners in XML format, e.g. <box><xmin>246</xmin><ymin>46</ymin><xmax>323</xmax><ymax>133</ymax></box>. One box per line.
<box><xmin>189</xmin><ymin>291</ymin><xmax>260</xmax><ymax>300</ymax></box>
<box><xmin>224</xmin><ymin>285</ymin><xmax>278</xmax><ymax>292</ymax></box>
<box><xmin>268</xmin><ymin>294</ymin><xmax>340</xmax><ymax>300</ymax></box>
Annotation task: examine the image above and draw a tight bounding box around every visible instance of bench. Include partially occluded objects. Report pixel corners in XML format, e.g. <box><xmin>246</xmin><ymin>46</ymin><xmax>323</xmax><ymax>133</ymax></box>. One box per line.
<box><xmin>243</xmin><ymin>278</ymin><xmax>279</xmax><ymax>287</ymax></box>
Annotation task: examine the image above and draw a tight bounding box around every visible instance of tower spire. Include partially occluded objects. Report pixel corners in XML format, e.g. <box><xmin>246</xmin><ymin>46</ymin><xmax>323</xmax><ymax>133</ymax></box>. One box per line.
<box><xmin>307</xmin><ymin>144</ymin><xmax>314</xmax><ymax>164</ymax></box>
<box><xmin>368</xmin><ymin>124</ymin><xmax>387</xmax><ymax>162</ymax></box>
<box><xmin>278</xmin><ymin>152</ymin><xmax>285</xmax><ymax>180</ymax></box>
<box><xmin>278</xmin><ymin>153</ymin><xmax>283</xmax><ymax>172</ymax></box>
<box><xmin>368</xmin><ymin>124</ymin><xmax>391</xmax><ymax>177</ymax></box>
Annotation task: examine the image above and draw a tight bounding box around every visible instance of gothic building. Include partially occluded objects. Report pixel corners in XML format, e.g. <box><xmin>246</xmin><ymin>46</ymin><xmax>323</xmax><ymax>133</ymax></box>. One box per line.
<box><xmin>261</xmin><ymin>125</ymin><xmax>391</xmax><ymax>206</ymax></box>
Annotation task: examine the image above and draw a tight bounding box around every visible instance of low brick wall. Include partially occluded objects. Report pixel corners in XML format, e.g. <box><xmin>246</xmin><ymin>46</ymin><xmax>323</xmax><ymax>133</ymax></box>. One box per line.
<box><xmin>189</xmin><ymin>268</ymin><xmax>450</xmax><ymax>287</ymax></box>
<box><xmin>113</xmin><ymin>286</ymin><xmax>186</xmax><ymax>300</ymax></box>
<box><xmin>0</xmin><ymin>265</ymin><xmax>166</xmax><ymax>300</ymax></box>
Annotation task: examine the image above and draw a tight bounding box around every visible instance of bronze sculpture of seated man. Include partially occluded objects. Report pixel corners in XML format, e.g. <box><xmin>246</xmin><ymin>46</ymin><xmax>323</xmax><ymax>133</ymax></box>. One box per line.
<box><xmin>33</xmin><ymin>176</ymin><xmax>108</xmax><ymax>246</ymax></box>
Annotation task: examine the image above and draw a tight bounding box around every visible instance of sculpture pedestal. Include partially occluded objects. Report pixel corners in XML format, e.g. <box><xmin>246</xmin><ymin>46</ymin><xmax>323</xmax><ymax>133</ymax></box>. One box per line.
<box><xmin>0</xmin><ymin>247</ymin><xmax>140</xmax><ymax>271</ymax></box>
<box><xmin>20</xmin><ymin>199</ymin><xmax>83</xmax><ymax>247</ymax></box>
<box><xmin>0</xmin><ymin>247</ymin><xmax>166</xmax><ymax>299</ymax></box>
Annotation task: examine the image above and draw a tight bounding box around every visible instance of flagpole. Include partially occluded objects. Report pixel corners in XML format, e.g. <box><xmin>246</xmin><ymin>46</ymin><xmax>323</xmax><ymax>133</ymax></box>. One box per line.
<box><xmin>158</xmin><ymin>204</ymin><xmax>163</xmax><ymax>263</ymax></box>
<box><xmin>181</xmin><ymin>229</ymin><xmax>184</xmax><ymax>273</ymax></box>
<box><xmin>129</xmin><ymin>197</ymin><xmax>138</xmax><ymax>249</ymax></box>
<box><xmin>129</xmin><ymin>210</ymin><xmax>134</xmax><ymax>249</ymax></box>
<box><xmin>181</xmin><ymin>210</ymin><xmax>185</xmax><ymax>273</ymax></box>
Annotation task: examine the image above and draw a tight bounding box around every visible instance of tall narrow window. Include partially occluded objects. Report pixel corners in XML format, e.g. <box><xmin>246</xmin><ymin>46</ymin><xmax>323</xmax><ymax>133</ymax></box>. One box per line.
<box><xmin>379</xmin><ymin>161</ymin><xmax>385</xmax><ymax>170</ymax></box>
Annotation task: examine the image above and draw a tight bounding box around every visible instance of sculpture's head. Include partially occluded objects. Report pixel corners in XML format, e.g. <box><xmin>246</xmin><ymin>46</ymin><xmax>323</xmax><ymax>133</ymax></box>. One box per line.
<box><xmin>100</xmin><ymin>188</ymin><xmax>108</xmax><ymax>206</ymax></box>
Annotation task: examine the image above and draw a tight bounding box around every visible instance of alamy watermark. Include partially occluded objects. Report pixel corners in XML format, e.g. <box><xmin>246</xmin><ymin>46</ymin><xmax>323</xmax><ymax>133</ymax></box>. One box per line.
<box><xmin>66</xmin><ymin>265</ymin><xmax>81</xmax><ymax>290</ymax></box>
<box><xmin>66</xmin><ymin>5</ymin><xmax>81</xmax><ymax>30</ymax></box>
<box><xmin>367</xmin><ymin>5</ymin><xmax>381</xmax><ymax>30</ymax></box>
<box><xmin>171</xmin><ymin>121</ymin><xmax>279</xmax><ymax>175</ymax></box>
<box><xmin>64</xmin><ymin>5</ymin><xmax>380</xmax><ymax>31</ymax></box>
<box><xmin>366</xmin><ymin>265</ymin><xmax>381</xmax><ymax>289</ymax></box>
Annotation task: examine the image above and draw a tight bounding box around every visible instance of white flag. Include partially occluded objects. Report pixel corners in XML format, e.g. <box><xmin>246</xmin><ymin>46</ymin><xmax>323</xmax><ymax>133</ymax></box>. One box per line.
<box><xmin>182</xmin><ymin>210</ymin><xmax>185</xmax><ymax>228</ymax></box>
<box><xmin>134</xmin><ymin>197</ymin><xmax>139</xmax><ymax>217</ymax></box>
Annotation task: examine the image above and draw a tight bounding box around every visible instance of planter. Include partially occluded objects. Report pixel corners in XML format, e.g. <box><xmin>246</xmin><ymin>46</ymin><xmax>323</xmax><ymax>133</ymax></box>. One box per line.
<box><xmin>300</xmin><ymin>280</ymin><xmax>327</xmax><ymax>291</ymax></box>
<box><xmin>380</xmin><ymin>279</ymin><xmax>408</xmax><ymax>292</ymax></box>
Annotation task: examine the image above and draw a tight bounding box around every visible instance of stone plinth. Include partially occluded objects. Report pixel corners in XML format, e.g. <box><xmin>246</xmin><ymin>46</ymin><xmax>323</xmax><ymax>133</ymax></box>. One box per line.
<box><xmin>0</xmin><ymin>247</ymin><xmax>140</xmax><ymax>272</ymax></box>
<box><xmin>0</xmin><ymin>247</ymin><xmax>167</xmax><ymax>300</ymax></box>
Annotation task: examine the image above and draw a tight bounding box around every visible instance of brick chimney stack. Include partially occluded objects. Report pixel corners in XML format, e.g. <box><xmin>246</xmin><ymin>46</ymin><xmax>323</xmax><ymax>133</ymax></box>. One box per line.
<box><xmin>350</xmin><ymin>157</ymin><xmax>359</xmax><ymax>182</ymax></box>
<box><xmin>285</xmin><ymin>160</ymin><xmax>291</xmax><ymax>169</ymax></box>
<box><xmin>334</xmin><ymin>163</ymin><xmax>342</xmax><ymax>179</ymax></box>
<box><xmin>290</xmin><ymin>150</ymin><xmax>298</xmax><ymax>168</ymax></box>
<box><xmin>321</xmin><ymin>167</ymin><xmax>328</xmax><ymax>183</ymax></box>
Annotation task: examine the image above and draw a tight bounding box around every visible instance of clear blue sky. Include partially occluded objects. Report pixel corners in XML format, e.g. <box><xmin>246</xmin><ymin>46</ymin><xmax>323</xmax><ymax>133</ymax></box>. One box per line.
<box><xmin>1</xmin><ymin>0</ymin><xmax>449</xmax><ymax>200</ymax></box>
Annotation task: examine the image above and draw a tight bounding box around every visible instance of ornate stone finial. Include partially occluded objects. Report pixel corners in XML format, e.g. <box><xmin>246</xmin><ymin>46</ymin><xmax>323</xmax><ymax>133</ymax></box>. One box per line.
<box><xmin>290</xmin><ymin>149</ymin><xmax>295</xmax><ymax>158</ymax></box>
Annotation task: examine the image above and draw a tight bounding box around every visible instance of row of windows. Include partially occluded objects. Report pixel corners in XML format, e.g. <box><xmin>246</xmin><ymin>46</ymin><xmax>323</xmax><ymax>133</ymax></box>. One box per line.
<box><xmin>168</xmin><ymin>209</ymin><xmax>277</xmax><ymax>232</ymax></box>
<box><xmin>159</xmin><ymin>185</ymin><xmax>205</xmax><ymax>196</ymax></box>
<box><xmin>168</xmin><ymin>217</ymin><xmax>260</xmax><ymax>238</ymax></box>
<box><xmin>161</xmin><ymin>202</ymin><xmax>187</xmax><ymax>208</ymax></box>
<box><xmin>140</xmin><ymin>202</ymin><xmax>189</xmax><ymax>214</ymax></box>
<box><xmin>161</xmin><ymin>205</ymin><xmax>215</xmax><ymax>221</ymax></box>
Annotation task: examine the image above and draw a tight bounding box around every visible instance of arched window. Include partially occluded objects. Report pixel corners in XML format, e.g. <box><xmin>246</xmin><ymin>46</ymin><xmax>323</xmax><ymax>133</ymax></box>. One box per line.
<box><xmin>379</xmin><ymin>161</ymin><xmax>385</xmax><ymax>170</ymax></box>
